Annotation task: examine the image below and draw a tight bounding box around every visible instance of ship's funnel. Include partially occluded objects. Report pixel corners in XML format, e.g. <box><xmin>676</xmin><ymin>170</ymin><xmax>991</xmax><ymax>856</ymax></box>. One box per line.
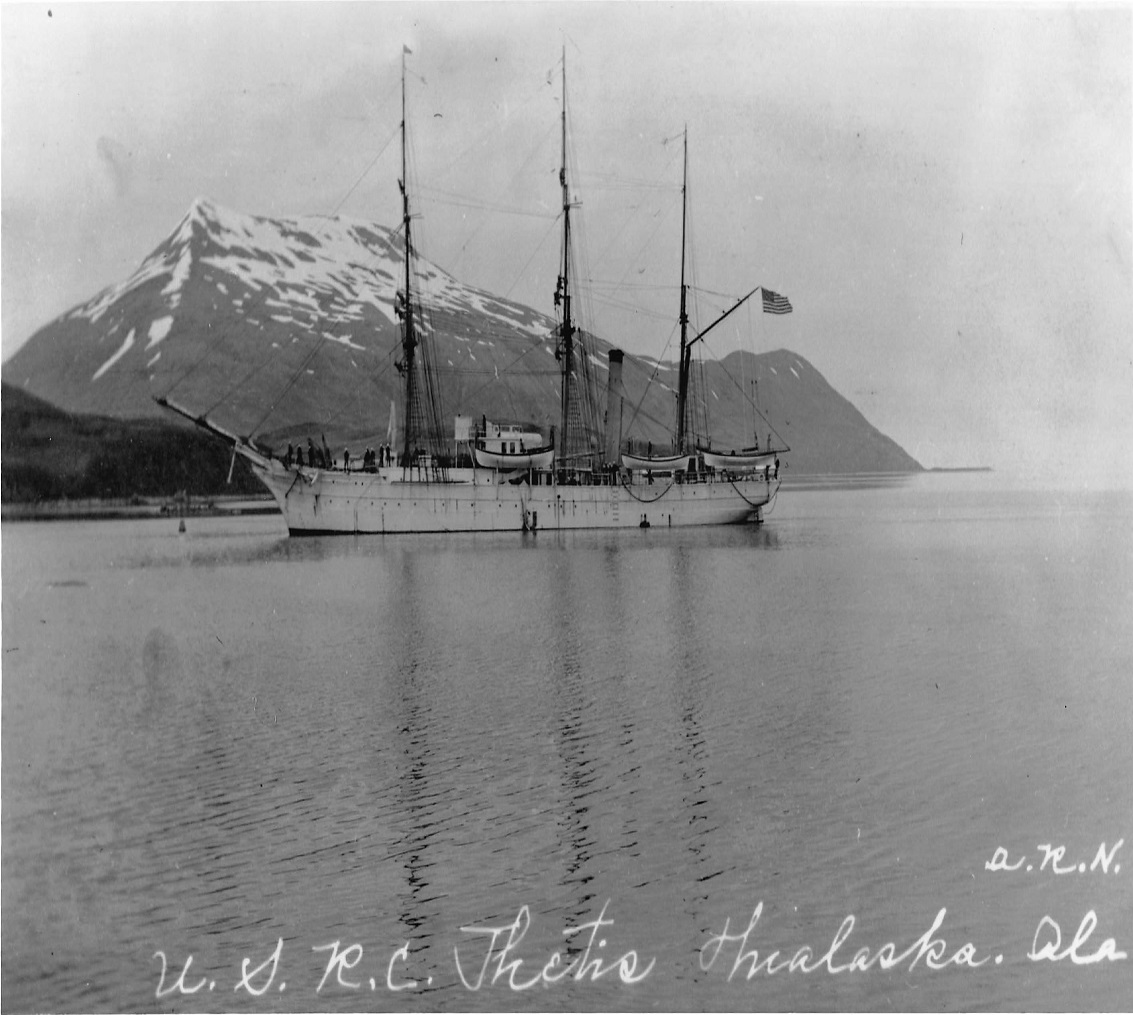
<box><xmin>604</xmin><ymin>349</ymin><xmax>625</xmax><ymax>466</ymax></box>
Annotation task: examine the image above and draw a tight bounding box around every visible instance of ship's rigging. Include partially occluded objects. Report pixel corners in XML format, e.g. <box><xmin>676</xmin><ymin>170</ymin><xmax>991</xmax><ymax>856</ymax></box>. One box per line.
<box><xmin>152</xmin><ymin>44</ymin><xmax>789</xmax><ymax>534</ymax></box>
<box><xmin>552</xmin><ymin>48</ymin><xmax>604</xmax><ymax>472</ymax></box>
<box><xmin>394</xmin><ymin>46</ymin><xmax>449</xmax><ymax>477</ymax></box>
<box><xmin>156</xmin><ymin>48</ymin><xmax>788</xmax><ymax>473</ymax></box>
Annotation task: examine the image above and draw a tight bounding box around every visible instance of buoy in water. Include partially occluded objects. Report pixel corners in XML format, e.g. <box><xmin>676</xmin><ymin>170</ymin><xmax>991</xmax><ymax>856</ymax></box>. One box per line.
<box><xmin>178</xmin><ymin>519</ymin><xmax>186</xmax><ymax>533</ymax></box>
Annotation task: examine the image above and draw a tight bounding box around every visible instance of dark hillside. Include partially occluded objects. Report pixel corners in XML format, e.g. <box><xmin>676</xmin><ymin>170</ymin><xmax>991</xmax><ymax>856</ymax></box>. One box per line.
<box><xmin>2</xmin><ymin>383</ymin><xmax>263</xmax><ymax>502</ymax></box>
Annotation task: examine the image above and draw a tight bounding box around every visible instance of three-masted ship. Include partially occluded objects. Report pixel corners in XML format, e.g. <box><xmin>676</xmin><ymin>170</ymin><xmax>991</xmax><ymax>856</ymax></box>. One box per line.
<box><xmin>159</xmin><ymin>50</ymin><xmax>788</xmax><ymax>534</ymax></box>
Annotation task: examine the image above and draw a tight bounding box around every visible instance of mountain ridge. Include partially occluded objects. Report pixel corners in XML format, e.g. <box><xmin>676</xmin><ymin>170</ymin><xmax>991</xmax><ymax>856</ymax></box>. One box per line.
<box><xmin>3</xmin><ymin>198</ymin><xmax>922</xmax><ymax>474</ymax></box>
<box><xmin>0</xmin><ymin>381</ymin><xmax>264</xmax><ymax>502</ymax></box>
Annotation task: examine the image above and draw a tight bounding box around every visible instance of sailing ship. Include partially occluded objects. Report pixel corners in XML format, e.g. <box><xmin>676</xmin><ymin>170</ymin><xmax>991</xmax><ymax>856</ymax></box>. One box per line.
<box><xmin>158</xmin><ymin>50</ymin><xmax>789</xmax><ymax>534</ymax></box>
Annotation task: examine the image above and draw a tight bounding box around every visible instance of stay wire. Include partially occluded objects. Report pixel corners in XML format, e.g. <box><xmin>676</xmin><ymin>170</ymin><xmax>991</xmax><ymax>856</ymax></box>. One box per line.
<box><xmin>694</xmin><ymin>330</ymin><xmax>789</xmax><ymax>450</ymax></box>
<box><xmin>164</xmin><ymin>99</ymin><xmax>402</xmax><ymax>412</ymax></box>
<box><xmin>621</xmin><ymin>324</ymin><xmax>678</xmax><ymax>439</ymax></box>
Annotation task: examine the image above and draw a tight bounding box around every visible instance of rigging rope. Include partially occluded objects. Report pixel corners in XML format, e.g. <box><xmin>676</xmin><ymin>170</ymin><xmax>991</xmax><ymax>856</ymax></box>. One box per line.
<box><xmin>161</xmin><ymin>101</ymin><xmax>402</xmax><ymax>415</ymax></box>
<box><xmin>622</xmin><ymin>327</ymin><xmax>677</xmax><ymax>439</ymax></box>
<box><xmin>619</xmin><ymin>475</ymin><xmax>676</xmax><ymax>503</ymax></box>
<box><xmin>417</xmin><ymin>186</ymin><xmax>557</xmax><ymax>220</ymax></box>
<box><xmin>504</xmin><ymin>213</ymin><xmax>563</xmax><ymax>300</ymax></box>
<box><xmin>694</xmin><ymin>331</ymin><xmax>790</xmax><ymax>451</ymax></box>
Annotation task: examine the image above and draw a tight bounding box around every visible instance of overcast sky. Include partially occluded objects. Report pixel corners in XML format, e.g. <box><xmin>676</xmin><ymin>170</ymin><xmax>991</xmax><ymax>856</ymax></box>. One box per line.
<box><xmin>2</xmin><ymin>2</ymin><xmax>1130</xmax><ymax>483</ymax></box>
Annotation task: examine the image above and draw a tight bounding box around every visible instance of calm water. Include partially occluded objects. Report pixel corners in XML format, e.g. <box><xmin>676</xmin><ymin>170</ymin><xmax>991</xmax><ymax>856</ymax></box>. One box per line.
<box><xmin>3</xmin><ymin>474</ymin><xmax>1131</xmax><ymax>1012</ymax></box>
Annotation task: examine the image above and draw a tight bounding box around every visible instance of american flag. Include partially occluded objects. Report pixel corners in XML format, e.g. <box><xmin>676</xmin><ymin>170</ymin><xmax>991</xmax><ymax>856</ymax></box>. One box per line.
<box><xmin>761</xmin><ymin>288</ymin><xmax>793</xmax><ymax>315</ymax></box>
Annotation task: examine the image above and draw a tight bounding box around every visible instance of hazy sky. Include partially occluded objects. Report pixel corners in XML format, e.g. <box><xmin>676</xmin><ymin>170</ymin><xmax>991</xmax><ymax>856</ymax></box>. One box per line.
<box><xmin>2</xmin><ymin>2</ymin><xmax>1130</xmax><ymax>483</ymax></box>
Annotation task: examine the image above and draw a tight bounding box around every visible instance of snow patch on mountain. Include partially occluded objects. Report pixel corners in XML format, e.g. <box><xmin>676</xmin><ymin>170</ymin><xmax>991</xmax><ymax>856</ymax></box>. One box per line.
<box><xmin>147</xmin><ymin>316</ymin><xmax>174</xmax><ymax>349</ymax></box>
<box><xmin>71</xmin><ymin>205</ymin><xmax>205</xmax><ymax>325</ymax></box>
<box><xmin>437</xmin><ymin>286</ymin><xmax>550</xmax><ymax>341</ymax></box>
<box><xmin>74</xmin><ymin>254</ymin><xmax>177</xmax><ymax>324</ymax></box>
<box><xmin>187</xmin><ymin>201</ymin><xmax>404</xmax><ymax>331</ymax></box>
<box><xmin>161</xmin><ymin>245</ymin><xmax>192</xmax><ymax>308</ymax></box>
<box><xmin>92</xmin><ymin>328</ymin><xmax>136</xmax><ymax>380</ymax></box>
<box><xmin>325</xmin><ymin>333</ymin><xmax>365</xmax><ymax>351</ymax></box>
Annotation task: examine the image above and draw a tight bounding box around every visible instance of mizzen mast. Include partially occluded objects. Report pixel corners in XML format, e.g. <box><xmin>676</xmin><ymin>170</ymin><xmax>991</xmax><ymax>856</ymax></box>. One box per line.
<box><xmin>675</xmin><ymin>125</ymin><xmax>692</xmax><ymax>454</ymax></box>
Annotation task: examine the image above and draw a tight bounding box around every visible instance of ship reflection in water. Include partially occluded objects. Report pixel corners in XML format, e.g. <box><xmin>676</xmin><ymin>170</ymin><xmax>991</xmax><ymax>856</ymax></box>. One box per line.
<box><xmin>2</xmin><ymin>475</ymin><xmax>1131</xmax><ymax>1011</ymax></box>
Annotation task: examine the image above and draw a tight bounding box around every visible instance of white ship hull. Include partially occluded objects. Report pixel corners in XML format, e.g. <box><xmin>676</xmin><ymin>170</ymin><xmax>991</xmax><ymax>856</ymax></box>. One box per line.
<box><xmin>251</xmin><ymin>460</ymin><xmax>773</xmax><ymax>534</ymax></box>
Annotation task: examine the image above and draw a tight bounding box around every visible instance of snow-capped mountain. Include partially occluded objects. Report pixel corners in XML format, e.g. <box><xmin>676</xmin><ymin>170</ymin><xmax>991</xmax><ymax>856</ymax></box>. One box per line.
<box><xmin>3</xmin><ymin>199</ymin><xmax>921</xmax><ymax>472</ymax></box>
<box><xmin>4</xmin><ymin>198</ymin><xmax>558</xmax><ymax>438</ymax></box>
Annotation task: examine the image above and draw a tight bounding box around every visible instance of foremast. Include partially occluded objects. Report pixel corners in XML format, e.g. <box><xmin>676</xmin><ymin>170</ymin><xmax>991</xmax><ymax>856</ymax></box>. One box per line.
<box><xmin>392</xmin><ymin>47</ymin><xmax>449</xmax><ymax>478</ymax></box>
<box><xmin>553</xmin><ymin>47</ymin><xmax>577</xmax><ymax>472</ymax></box>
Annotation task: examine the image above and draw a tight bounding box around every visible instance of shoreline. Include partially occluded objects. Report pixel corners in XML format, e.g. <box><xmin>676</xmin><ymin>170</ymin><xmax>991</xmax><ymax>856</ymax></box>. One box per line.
<box><xmin>2</xmin><ymin>469</ymin><xmax>1000</xmax><ymax>522</ymax></box>
<box><xmin>1</xmin><ymin>495</ymin><xmax>279</xmax><ymax>522</ymax></box>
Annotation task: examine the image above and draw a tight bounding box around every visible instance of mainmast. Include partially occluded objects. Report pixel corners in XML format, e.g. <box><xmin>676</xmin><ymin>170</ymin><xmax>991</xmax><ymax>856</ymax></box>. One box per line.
<box><xmin>675</xmin><ymin>125</ymin><xmax>691</xmax><ymax>453</ymax></box>
<box><xmin>397</xmin><ymin>45</ymin><xmax>417</xmax><ymax>468</ymax></box>
<box><xmin>554</xmin><ymin>47</ymin><xmax>575</xmax><ymax>465</ymax></box>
